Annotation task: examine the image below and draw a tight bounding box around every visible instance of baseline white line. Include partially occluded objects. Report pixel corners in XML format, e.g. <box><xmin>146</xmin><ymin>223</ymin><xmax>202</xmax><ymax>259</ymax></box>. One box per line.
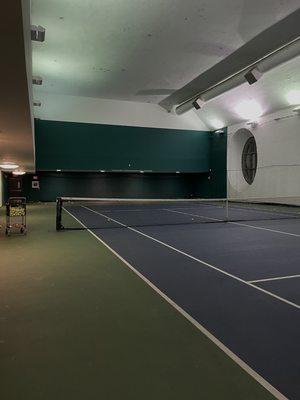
<box><xmin>249</xmin><ymin>274</ymin><xmax>300</xmax><ymax>284</ymax></box>
<box><xmin>81</xmin><ymin>205</ymin><xmax>300</xmax><ymax>311</ymax></box>
<box><xmin>167</xmin><ymin>208</ymin><xmax>300</xmax><ymax>238</ymax></box>
<box><xmin>63</xmin><ymin>206</ymin><xmax>288</xmax><ymax>400</ymax></box>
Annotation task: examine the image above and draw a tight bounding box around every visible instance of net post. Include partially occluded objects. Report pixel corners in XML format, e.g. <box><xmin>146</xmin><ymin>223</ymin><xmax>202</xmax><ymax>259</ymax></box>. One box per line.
<box><xmin>56</xmin><ymin>197</ymin><xmax>63</xmax><ymax>231</ymax></box>
<box><xmin>225</xmin><ymin>197</ymin><xmax>229</xmax><ymax>222</ymax></box>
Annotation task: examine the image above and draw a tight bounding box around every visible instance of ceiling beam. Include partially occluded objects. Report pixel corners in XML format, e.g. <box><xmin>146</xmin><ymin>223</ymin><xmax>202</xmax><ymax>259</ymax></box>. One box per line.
<box><xmin>159</xmin><ymin>9</ymin><xmax>300</xmax><ymax>113</ymax></box>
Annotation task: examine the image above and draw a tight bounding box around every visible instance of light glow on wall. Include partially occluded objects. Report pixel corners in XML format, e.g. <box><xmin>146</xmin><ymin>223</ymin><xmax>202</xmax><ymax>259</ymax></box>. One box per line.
<box><xmin>209</xmin><ymin>118</ymin><xmax>225</xmax><ymax>130</ymax></box>
<box><xmin>234</xmin><ymin>100</ymin><xmax>263</xmax><ymax>120</ymax></box>
<box><xmin>286</xmin><ymin>90</ymin><xmax>300</xmax><ymax>105</ymax></box>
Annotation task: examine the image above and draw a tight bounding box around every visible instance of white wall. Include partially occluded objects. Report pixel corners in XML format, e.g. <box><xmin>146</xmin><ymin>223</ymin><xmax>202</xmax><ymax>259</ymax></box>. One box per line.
<box><xmin>228</xmin><ymin>106</ymin><xmax>300</xmax><ymax>203</ymax></box>
<box><xmin>34</xmin><ymin>94</ymin><xmax>208</xmax><ymax>131</ymax></box>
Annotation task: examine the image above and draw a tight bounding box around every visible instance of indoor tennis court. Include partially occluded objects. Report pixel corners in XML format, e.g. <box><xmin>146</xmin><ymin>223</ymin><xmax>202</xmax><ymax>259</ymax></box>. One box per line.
<box><xmin>1</xmin><ymin>2</ymin><xmax>300</xmax><ymax>400</ymax></box>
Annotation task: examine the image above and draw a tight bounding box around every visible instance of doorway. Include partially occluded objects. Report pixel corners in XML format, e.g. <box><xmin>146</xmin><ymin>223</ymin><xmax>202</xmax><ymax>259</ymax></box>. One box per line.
<box><xmin>7</xmin><ymin>175</ymin><xmax>23</xmax><ymax>198</ymax></box>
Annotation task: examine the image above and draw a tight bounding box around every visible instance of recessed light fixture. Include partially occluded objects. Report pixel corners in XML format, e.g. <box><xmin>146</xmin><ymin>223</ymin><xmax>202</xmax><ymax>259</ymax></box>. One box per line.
<box><xmin>56</xmin><ymin>169</ymin><xmax>61</xmax><ymax>172</ymax></box>
<box><xmin>140</xmin><ymin>170</ymin><xmax>144</xmax><ymax>173</ymax></box>
<box><xmin>99</xmin><ymin>170</ymin><xmax>106</xmax><ymax>173</ymax></box>
<box><xmin>235</xmin><ymin>100</ymin><xmax>263</xmax><ymax>120</ymax></box>
<box><xmin>286</xmin><ymin>90</ymin><xmax>300</xmax><ymax>105</ymax></box>
<box><xmin>0</xmin><ymin>162</ymin><xmax>19</xmax><ymax>170</ymax></box>
<box><xmin>12</xmin><ymin>171</ymin><xmax>26</xmax><ymax>176</ymax></box>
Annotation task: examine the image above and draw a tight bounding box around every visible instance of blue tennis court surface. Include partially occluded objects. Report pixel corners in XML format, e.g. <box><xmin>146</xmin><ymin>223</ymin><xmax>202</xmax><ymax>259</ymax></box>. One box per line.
<box><xmin>63</xmin><ymin>201</ymin><xmax>300</xmax><ymax>400</ymax></box>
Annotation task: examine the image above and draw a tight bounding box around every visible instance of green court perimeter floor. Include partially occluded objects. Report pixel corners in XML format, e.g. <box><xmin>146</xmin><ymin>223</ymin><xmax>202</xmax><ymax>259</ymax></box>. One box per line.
<box><xmin>0</xmin><ymin>204</ymin><xmax>275</xmax><ymax>400</ymax></box>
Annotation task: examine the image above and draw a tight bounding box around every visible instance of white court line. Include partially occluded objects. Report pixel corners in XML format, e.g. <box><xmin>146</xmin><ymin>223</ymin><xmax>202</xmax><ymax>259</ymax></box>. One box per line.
<box><xmin>102</xmin><ymin>208</ymin><xmax>177</xmax><ymax>213</ymax></box>
<box><xmin>63</xmin><ymin>206</ymin><xmax>288</xmax><ymax>400</ymax></box>
<box><xmin>249</xmin><ymin>274</ymin><xmax>300</xmax><ymax>284</ymax></box>
<box><xmin>166</xmin><ymin>208</ymin><xmax>300</xmax><ymax>238</ymax></box>
<box><xmin>81</xmin><ymin>205</ymin><xmax>300</xmax><ymax>311</ymax></box>
<box><xmin>174</xmin><ymin>204</ymin><xmax>300</xmax><ymax>218</ymax></box>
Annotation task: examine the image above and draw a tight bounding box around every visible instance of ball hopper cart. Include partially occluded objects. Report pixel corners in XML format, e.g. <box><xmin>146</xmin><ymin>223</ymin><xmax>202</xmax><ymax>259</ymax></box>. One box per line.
<box><xmin>6</xmin><ymin>197</ymin><xmax>27</xmax><ymax>236</ymax></box>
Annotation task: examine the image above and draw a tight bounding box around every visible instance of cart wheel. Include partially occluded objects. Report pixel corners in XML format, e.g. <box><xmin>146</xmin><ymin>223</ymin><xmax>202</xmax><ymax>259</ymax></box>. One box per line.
<box><xmin>5</xmin><ymin>228</ymin><xmax>10</xmax><ymax>236</ymax></box>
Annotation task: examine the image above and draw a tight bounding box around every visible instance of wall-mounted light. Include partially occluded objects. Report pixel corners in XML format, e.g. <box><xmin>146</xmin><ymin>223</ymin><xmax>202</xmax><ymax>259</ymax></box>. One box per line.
<box><xmin>56</xmin><ymin>169</ymin><xmax>61</xmax><ymax>172</ymax></box>
<box><xmin>192</xmin><ymin>98</ymin><xmax>205</xmax><ymax>110</ymax></box>
<box><xmin>176</xmin><ymin>171</ymin><xmax>180</xmax><ymax>174</ymax></box>
<box><xmin>244</xmin><ymin>67</ymin><xmax>263</xmax><ymax>85</ymax></box>
<box><xmin>140</xmin><ymin>170</ymin><xmax>144</xmax><ymax>173</ymax></box>
<box><xmin>32</xmin><ymin>76</ymin><xmax>43</xmax><ymax>85</ymax></box>
<box><xmin>246</xmin><ymin>120</ymin><xmax>259</xmax><ymax>128</ymax></box>
<box><xmin>99</xmin><ymin>170</ymin><xmax>106</xmax><ymax>173</ymax></box>
<box><xmin>31</xmin><ymin>25</ymin><xmax>46</xmax><ymax>42</ymax></box>
<box><xmin>215</xmin><ymin>129</ymin><xmax>225</xmax><ymax>134</ymax></box>
<box><xmin>235</xmin><ymin>100</ymin><xmax>263</xmax><ymax>120</ymax></box>
<box><xmin>0</xmin><ymin>162</ymin><xmax>19</xmax><ymax>170</ymax></box>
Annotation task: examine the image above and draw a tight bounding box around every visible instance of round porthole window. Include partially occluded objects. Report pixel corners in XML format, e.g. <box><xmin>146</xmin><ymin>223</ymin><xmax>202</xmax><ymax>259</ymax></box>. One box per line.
<box><xmin>242</xmin><ymin>136</ymin><xmax>257</xmax><ymax>184</ymax></box>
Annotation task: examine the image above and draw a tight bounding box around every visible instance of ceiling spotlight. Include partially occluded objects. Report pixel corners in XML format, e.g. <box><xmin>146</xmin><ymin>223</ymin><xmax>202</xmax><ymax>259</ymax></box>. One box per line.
<box><xmin>286</xmin><ymin>90</ymin><xmax>300</xmax><ymax>105</ymax></box>
<box><xmin>244</xmin><ymin>67</ymin><xmax>263</xmax><ymax>85</ymax></box>
<box><xmin>32</xmin><ymin>76</ymin><xmax>43</xmax><ymax>85</ymax></box>
<box><xmin>192</xmin><ymin>98</ymin><xmax>205</xmax><ymax>110</ymax></box>
<box><xmin>0</xmin><ymin>162</ymin><xmax>19</xmax><ymax>170</ymax></box>
<box><xmin>31</xmin><ymin>25</ymin><xmax>46</xmax><ymax>42</ymax></box>
<box><xmin>235</xmin><ymin>100</ymin><xmax>263</xmax><ymax>120</ymax></box>
<box><xmin>13</xmin><ymin>171</ymin><xmax>26</xmax><ymax>176</ymax></box>
<box><xmin>34</xmin><ymin>101</ymin><xmax>41</xmax><ymax>107</ymax></box>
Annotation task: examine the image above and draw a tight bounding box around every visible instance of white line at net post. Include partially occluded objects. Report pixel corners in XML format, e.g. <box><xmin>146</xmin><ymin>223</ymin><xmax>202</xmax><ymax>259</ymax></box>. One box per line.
<box><xmin>225</xmin><ymin>158</ymin><xmax>229</xmax><ymax>222</ymax></box>
<box><xmin>225</xmin><ymin>198</ymin><xmax>229</xmax><ymax>221</ymax></box>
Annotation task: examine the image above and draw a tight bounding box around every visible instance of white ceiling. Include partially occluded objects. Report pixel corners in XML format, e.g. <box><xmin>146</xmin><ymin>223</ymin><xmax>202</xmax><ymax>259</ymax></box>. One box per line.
<box><xmin>31</xmin><ymin>0</ymin><xmax>300</xmax><ymax>126</ymax></box>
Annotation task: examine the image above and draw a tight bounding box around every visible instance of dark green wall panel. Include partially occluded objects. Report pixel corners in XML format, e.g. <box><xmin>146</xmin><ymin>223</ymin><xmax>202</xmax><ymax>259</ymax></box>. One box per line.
<box><xmin>21</xmin><ymin>172</ymin><xmax>211</xmax><ymax>202</ymax></box>
<box><xmin>10</xmin><ymin>120</ymin><xmax>227</xmax><ymax>203</ymax></box>
<box><xmin>35</xmin><ymin>119</ymin><xmax>211</xmax><ymax>172</ymax></box>
<box><xmin>209</xmin><ymin>129</ymin><xmax>227</xmax><ymax>198</ymax></box>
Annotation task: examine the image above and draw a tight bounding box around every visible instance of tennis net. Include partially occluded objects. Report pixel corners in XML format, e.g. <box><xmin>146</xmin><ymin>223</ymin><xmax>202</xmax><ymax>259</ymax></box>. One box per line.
<box><xmin>56</xmin><ymin>196</ymin><xmax>300</xmax><ymax>231</ymax></box>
